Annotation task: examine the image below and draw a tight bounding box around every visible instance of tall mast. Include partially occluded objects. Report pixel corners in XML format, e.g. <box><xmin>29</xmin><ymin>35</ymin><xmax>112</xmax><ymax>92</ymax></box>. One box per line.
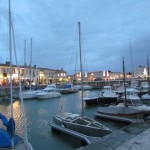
<box><xmin>10</xmin><ymin>3</ymin><xmax>31</xmax><ymax>148</ymax></box>
<box><xmin>29</xmin><ymin>38</ymin><xmax>32</xmax><ymax>90</ymax></box>
<box><xmin>9</xmin><ymin>0</ymin><xmax>14</xmax><ymax>148</ymax></box>
<box><xmin>147</xmin><ymin>54</ymin><xmax>150</xmax><ymax>95</ymax></box>
<box><xmin>24</xmin><ymin>40</ymin><xmax>26</xmax><ymax>66</ymax></box>
<box><xmin>78</xmin><ymin>22</ymin><xmax>84</xmax><ymax>117</ymax></box>
<box><xmin>9</xmin><ymin>0</ymin><xmax>13</xmax><ymax>116</ymax></box>
<box><xmin>129</xmin><ymin>39</ymin><xmax>134</xmax><ymax>78</ymax></box>
<box><xmin>122</xmin><ymin>57</ymin><xmax>127</xmax><ymax>106</ymax></box>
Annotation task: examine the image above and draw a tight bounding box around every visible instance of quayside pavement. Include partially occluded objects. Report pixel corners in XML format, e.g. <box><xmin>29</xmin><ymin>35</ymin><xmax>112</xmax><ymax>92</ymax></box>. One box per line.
<box><xmin>77</xmin><ymin>121</ymin><xmax>150</xmax><ymax>150</ymax></box>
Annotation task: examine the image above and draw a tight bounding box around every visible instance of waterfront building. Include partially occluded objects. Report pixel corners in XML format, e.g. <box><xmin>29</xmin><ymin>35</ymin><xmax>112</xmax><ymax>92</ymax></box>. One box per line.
<box><xmin>38</xmin><ymin>67</ymin><xmax>56</xmax><ymax>84</ymax></box>
<box><xmin>102</xmin><ymin>71</ymin><xmax>125</xmax><ymax>80</ymax></box>
<box><xmin>0</xmin><ymin>62</ymin><xmax>39</xmax><ymax>86</ymax></box>
<box><xmin>134</xmin><ymin>66</ymin><xmax>150</xmax><ymax>79</ymax></box>
<box><xmin>87</xmin><ymin>71</ymin><xmax>103</xmax><ymax>81</ymax></box>
<box><xmin>0</xmin><ymin>62</ymin><xmax>10</xmax><ymax>86</ymax></box>
<box><xmin>74</xmin><ymin>72</ymin><xmax>89</xmax><ymax>83</ymax></box>
<box><xmin>72</xmin><ymin>70</ymin><xmax>133</xmax><ymax>84</ymax></box>
<box><xmin>38</xmin><ymin>68</ymin><xmax>67</xmax><ymax>84</ymax></box>
<box><xmin>19</xmin><ymin>65</ymin><xmax>39</xmax><ymax>85</ymax></box>
<box><xmin>55</xmin><ymin>69</ymin><xmax>67</xmax><ymax>82</ymax></box>
<box><xmin>0</xmin><ymin>62</ymin><xmax>148</xmax><ymax>86</ymax></box>
<box><xmin>0</xmin><ymin>62</ymin><xmax>68</xmax><ymax>86</ymax></box>
<box><xmin>86</xmin><ymin>71</ymin><xmax>124</xmax><ymax>81</ymax></box>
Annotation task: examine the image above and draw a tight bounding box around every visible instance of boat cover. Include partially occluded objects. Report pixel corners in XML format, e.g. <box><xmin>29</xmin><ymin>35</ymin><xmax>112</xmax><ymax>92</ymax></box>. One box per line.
<box><xmin>64</xmin><ymin>84</ymin><xmax>72</xmax><ymax>89</ymax></box>
<box><xmin>0</xmin><ymin>128</ymin><xmax>18</xmax><ymax>147</ymax></box>
<box><xmin>97</xmin><ymin>106</ymin><xmax>143</xmax><ymax>115</ymax></box>
<box><xmin>0</xmin><ymin>113</ymin><xmax>18</xmax><ymax>148</ymax></box>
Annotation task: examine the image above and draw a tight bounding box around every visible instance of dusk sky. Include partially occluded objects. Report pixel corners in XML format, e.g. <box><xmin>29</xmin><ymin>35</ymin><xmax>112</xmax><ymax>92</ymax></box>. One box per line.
<box><xmin>0</xmin><ymin>0</ymin><xmax>150</xmax><ymax>75</ymax></box>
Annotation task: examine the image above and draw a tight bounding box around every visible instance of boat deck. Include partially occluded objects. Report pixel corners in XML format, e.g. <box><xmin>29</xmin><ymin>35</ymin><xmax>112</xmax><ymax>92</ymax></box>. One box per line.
<box><xmin>50</xmin><ymin>121</ymin><xmax>101</xmax><ymax>145</ymax></box>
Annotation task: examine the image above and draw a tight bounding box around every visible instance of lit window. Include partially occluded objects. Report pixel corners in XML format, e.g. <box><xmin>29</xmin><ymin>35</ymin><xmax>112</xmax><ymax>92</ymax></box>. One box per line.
<box><xmin>79</xmin><ymin>72</ymin><xmax>81</xmax><ymax>77</ymax></box>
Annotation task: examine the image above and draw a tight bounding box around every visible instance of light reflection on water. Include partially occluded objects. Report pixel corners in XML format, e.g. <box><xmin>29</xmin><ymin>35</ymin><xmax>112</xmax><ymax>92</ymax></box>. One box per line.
<box><xmin>0</xmin><ymin>90</ymin><xmax>125</xmax><ymax>150</ymax></box>
<box><xmin>0</xmin><ymin>101</ymin><xmax>24</xmax><ymax>136</ymax></box>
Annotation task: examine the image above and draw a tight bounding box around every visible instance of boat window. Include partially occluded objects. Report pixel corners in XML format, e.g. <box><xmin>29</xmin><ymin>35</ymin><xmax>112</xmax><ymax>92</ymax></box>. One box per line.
<box><xmin>72</xmin><ymin>118</ymin><xmax>90</xmax><ymax>125</ymax></box>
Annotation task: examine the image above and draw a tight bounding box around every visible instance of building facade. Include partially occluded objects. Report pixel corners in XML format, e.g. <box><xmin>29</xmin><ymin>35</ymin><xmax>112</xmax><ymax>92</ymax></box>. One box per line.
<box><xmin>134</xmin><ymin>66</ymin><xmax>148</xmax><ymax>78</ymax></box>
<box><xmin>0</xmin><ymin>62</ymin><xmax>67</xmax><ymax>86</ymax></box>
<box><xmin>0</xmin><ymin>62</ymin><xmax>149</xmax><ymax>86</ymax></box>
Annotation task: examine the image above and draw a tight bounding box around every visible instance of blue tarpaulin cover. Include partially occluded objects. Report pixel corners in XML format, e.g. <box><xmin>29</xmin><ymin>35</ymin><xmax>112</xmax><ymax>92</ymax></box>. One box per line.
<box><xmin>0</xmin><ymin>113</ymin><xmax>18</xmax><ymax>148</ymax></box>
<box><xmin>0</xmin><ymin>128</ymin><xmax>18</xmax><ymax>147</ymax></box>
<box><xmin>64</xmin><ymin>84</ymin><xmax>72</xmax><ymax>88</ymax></box>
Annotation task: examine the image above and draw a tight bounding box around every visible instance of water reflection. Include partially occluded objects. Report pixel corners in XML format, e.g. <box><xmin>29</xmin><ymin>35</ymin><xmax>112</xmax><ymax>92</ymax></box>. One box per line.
<box><xmin>0</xmin><ymin>100</ymin><xmax>24</xmax><ymax>135</ymax></box>
<box><xmin>0</xmin><ymin>90</ymin><xmax>126</xmax><ymax>150</ymax></box>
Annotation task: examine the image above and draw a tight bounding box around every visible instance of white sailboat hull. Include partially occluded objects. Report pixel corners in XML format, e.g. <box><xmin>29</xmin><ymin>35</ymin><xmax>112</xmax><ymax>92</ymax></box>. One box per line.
<box><xmin>53</xmin><ymin>113</ymin><xmax>111</xmax><ymax>137</ymax></box>
<box><xmin>112</xmin><ymin>103</ymin><xmax>150</xmax><ymax>113</ymax></box>
<box><xmin>19</xmin><ymin>90</ymin><xmax>40</xmax><ymax>99</ymax></box>
<box><xmin>75</xmin><ymin>85</ymin><xmax>92</xmax><ymax>90</ymax></box>
<box><xmin>36</xmin><ymin>92</ymin><xmax>61</xmax><ymax>99</ymax></box>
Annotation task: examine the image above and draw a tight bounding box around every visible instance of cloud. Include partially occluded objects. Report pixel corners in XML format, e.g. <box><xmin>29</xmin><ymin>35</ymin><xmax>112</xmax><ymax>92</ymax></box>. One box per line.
<box><xmin>0</xmin><ymin>0</ymin><xmax>150</xmax><ymax>74</ymax></box>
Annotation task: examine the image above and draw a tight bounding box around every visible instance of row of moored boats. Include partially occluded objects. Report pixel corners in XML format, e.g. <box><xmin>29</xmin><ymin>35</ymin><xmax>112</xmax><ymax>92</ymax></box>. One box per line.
<box><xmin>19</xmin><ymin>83</ymin><xmax>92</xmax><ymax>100</ymax></box>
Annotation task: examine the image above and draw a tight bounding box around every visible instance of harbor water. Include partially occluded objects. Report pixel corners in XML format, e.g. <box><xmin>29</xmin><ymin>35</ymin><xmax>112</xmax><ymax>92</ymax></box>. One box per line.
<box><xmin>0</xmin><ymin>90</ymin><xmax>125</xmax><ymax>150</ymax></box>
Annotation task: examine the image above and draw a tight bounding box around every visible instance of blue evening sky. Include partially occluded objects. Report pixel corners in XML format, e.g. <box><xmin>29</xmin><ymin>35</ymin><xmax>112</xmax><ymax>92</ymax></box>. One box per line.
<box><xmin>0</xmin><ymin>0</ymin><xmax>150</xmax><ymax>74</ymax></box>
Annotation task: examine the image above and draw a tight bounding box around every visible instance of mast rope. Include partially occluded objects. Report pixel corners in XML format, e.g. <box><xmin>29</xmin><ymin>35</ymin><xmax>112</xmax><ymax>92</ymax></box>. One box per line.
<box><xmin>11</xmin><ymin>16</ymin><xmax>31</xmax><ymax>149</ymax></box>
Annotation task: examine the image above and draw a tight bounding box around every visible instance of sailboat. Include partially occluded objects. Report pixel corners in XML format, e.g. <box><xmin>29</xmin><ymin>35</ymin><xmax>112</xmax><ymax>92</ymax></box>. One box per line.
<box><xmin>19</xmin><ymin>38</ymin><xmax>40</xmax><ymax>99</ymax></box>
<box><xmin>113</xmin><ymin>57</ymin><xmax>150</xmax><ymax>114</ymax></box>
<box><xmin>51</xmin><ymin>22</ymin><xmax>111</xmax><ymax>137</ymax></box>
<box><xmin>94</xmin><ymin>57</ymin><xmax>145</xmax><ymax>123</ymax></box>
<box><xmin>141</xmin><ymin>54</ymin><xmax>150</xmax><ymax>103</ymax></box>
<box><xmin>0</xmin><ymin>1</ymin><xmax>33</xmax><ymax>149</ymax></box>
